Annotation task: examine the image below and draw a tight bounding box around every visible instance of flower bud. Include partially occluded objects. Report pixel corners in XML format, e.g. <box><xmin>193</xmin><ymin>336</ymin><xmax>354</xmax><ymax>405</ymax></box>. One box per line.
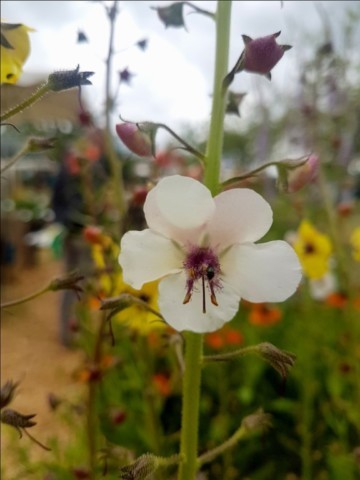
<box><xmin>241</xmin><ymin>408</ymin><xmax>272</xmax><ymax>433</ymax></box>
<box><xmin>47</xmin><ymin>65</ymin><xmax>94</xmax><ymax>92</ymax></box>
<box><xmin>257</xmin><ymin>342</ymin><xmax>296</xmax><ymax>380</ymax></box>
<box><xmin>226</xmin><ymin>91</ymin><xmax>247</xmax><ymax>116</ymax></box>
<box><xmin>152</xmin><ymin>3</ymin><xmax>186</xmax><ymax>29</ymax></box>
<box><xmin>49</xmin><ymin>271</ymin><xmax>84</xmax><ymax>299</ymax></box>
<box><xmin>287</xmin><ymin>154</ymin><xmax>319</xmax><ymax>193</ymax></box>
<box><xmin>27</xmin><ymin>137</ymin><xmax>56</xmax><ymax>152</ymax></box>
<box><xmin>119</xmin><ymin>67</ymin><xmax>135</xmax><ymax>85</ymax></box>
<box><xmin>119</xmin><ymin>453</ymin><xmax>158</xmax><ymax>480</ymax></box>
<box><xmin>224</xmin><ymin>31</ymin><xmax>291</xmax><ymax>88</ymax></box>
<box><xmin>0</xmin><ymin>380</ymin><xmax>19</xmax><ymax>408</ymax></box>
<box><xmin>1</xmin><ymin>408</ymin><xmax>36</xmax><ymax>437</ymax></box>
<box><xmin>241</xmin><ymin>32</ymin><xmax>291</xmax><ymax>79</ymax></box>
<box><xmin>115</xmin><ymin>123</ymin><xmax>153</xmax><ymax>157</ymax></box>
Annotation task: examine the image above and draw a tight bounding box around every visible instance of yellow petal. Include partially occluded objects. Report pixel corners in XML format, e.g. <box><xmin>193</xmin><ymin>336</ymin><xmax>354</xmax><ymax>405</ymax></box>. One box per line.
<box><xmin>1</xmin><ymin>22</ymin><xmax>35</xmax><ymax>84</ymax></box>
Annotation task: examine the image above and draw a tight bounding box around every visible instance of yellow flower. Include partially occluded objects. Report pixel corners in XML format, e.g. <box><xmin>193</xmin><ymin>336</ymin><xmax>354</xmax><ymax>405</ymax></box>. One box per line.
<box><xmin>350</xmin><ymin>227</ymin><xmax>360</xmax><ymax>262</ymax></box>
<box><xmin>294</xmin><ymin>220</ymin><xmax>332</xmax><ymax>279</ymax></box>
<box><xmin>1</xmin><ymin>22</ymin><xmax>35</xmax><ymax>84</ymax></box>
<box><xmin>113</xmin><ymin>278</ymin><xmax>165</xmax><ymax>335</ymax></box>
<box><xmin>91</xmin><ymin>240</ymin><xmax>164</xmax><ymax>335</ymax></box>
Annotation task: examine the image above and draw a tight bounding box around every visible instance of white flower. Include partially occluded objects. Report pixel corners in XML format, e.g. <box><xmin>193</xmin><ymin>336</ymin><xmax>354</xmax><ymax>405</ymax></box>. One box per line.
<box><xmin>119</xmin><ymin>175</ymin><xmax>302</xmax><ymax>333</ymax></box>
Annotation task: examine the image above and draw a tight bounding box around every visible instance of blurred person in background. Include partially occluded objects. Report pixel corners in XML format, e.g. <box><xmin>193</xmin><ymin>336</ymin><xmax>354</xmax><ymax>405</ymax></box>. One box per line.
<box><xmin>51</xmin><ymin>125</ymin><xmax>109</xmax><ymax>347</ymax></box>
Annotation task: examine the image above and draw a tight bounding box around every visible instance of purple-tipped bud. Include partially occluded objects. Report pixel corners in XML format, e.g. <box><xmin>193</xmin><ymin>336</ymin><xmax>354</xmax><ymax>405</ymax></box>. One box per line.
<box><xmin>242</xmin><ymin>31</ymin><xmax>291</xmax><ymax>78</ymax></box>
<box><xmin>287</xmin><ymin>154</ymin><xmax>319</xmax><ymax>193</ymax></box>
<box><xmin>223</xmin><ymin>31</ymin><xmax>291</xmax><ymax>89</ymax></box>
<box><xmin>115</xmin><ymin>123</ymin><xmax>153</xmax><ymax>157</ymax></box>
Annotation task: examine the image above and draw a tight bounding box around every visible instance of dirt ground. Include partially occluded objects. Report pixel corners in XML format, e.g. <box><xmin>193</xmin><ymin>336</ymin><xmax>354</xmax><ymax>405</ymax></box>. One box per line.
<box><xmin>1</xmin><ymin>250</ymin><xmax>84</xmax><ymax>477</ymax></box>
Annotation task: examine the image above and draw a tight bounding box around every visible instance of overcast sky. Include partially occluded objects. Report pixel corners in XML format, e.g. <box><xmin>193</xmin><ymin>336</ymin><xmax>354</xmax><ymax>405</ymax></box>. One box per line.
<box><xmin>2</xmin><ymin>1</ymin><xmax>360</xmax><ymax>139</ymax></box>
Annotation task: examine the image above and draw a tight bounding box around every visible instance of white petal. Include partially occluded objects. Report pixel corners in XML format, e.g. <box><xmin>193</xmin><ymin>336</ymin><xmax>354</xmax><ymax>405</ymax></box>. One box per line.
<box><xmin>158</xmin><ymin>272</ymin><xmax>240</xmax><ymax>333</ymax></box>
<box><xmin>144</xmin><ymin>175</ymin><xmax>215</xmax><ymax>245</ymax></box>
<box><xmin>119</xmin><ymin>230</ymin><xmax>182</xmax><ymax>289</ymax></box>
<box><xmin>207</xmin><ymin>189</ymin><xmax>273</xmax><ymax>250</ymax></box>
<box><xmin>221</xmin><ymin>241</ymin><xmax>302</xmax><ymax>302</ymax></box>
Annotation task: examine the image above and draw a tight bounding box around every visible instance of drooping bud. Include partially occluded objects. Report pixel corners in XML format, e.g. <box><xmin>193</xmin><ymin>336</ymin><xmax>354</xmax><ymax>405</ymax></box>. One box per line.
<box><xmin>226</xmin><ymin>91</ymin><xmax>247</xmax><ymax>116</ymax></box>
<box><xmin>257</xmin><ymin>342</ymin><xmax>296</xmax><ymax>381</ymax></box>
<box><xmin>0</xmin><ymin>380</ymin><xmax>19</xmax><ymax>408</ymax></box>
<box><xmin>49</xmin><ymin>271</ymin><xmax>84</xmax><ymax>299</ymax></box>
<box><xmin>47</xmin><ymin>65</ymin><xmax>94</xmax><ymax>92</ymax></box>
<box><xmin>115</xmin><ymin>123</ymin><xmax>154</xmax><ymax>157</ymax></box>
<box><xmin>224</xmin><ymin>31</ymin><xmax>292</xmax><ymax>88</ymax></box>
<box><xmin>287</xmin><ymin>154</ymin><xmax>319</xmax><ymax>193</ymax></box>
<box><xmin>151</xmin><ymin>2</ymin><xmax>186</xmax><ymax>29</ymax></box>
<box><xmin>1</xmin><ymin>408</ymin><xmax>36</xmax><ymax>437</ymax></box>
<box><xmin>151</xmin><ymin>1</ymin><xmax>214</xmax><ymax>29</ymax></box>
<box><xmin>241</xmin><ymin>32</ymin><xmax>291</xmax><ymax>78</ymax></box>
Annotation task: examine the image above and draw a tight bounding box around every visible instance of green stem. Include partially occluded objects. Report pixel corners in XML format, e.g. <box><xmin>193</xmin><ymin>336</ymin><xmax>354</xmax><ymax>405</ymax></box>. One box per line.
<box><xmin>156</xmin><ymin>123</ymin><xmax>205</xmax><ymax>162</ymax></box>
<box><xmin>1</xmin><ymin>142</ymin><xmax>30</xmax><ymax>174</ymax></box>
<box><xmin>178</xmin><ymin>4</ymin><xmax>232</xmax><ymax>479</ymax></box>
<box><xmin>198</xmin><ymin>424</ymin><xmax>245</xmax><ymax>466</ymax></box>
<box><xmin>177</xmin><ymin>332</ymin><xmax>203</xmax><ymax>480</ymax></box>
<box><xmin>203</xmin><ymin>1</ymin><xmax>232</xmax><ymax>196</ymax></box>
<box><xmin>103</xmin><ymin>0</ymin><xmax>126</xmax><ymax>224</ymax></box>
<box><xmin>1</xmin><ymin>285</ymin><xmax>51</xmax><ymax>309</ymax></box>
<box><xmin>0</xmin><ymin>83</ymin><xmax>50</xmax><ymax>123</ymax></box>
<box><xmin>317</xmin><ymin>166</ymin><xmax>348</xmax><ymax>291</ymax></box>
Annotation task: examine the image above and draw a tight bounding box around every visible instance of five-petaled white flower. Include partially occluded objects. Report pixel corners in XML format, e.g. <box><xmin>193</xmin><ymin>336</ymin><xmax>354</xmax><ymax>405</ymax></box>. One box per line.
<box><xmin>119</xmin><ymin>175</ymin><xmax>302</xmax><ymax>333</ymax></box>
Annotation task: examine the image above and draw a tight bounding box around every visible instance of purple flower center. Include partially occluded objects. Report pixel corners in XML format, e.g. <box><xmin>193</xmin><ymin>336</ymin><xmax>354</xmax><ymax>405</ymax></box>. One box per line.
<box><xmin>182</xmin><ymin>246</ymin><xmax>221</xmax><ymax>313</ymax></box>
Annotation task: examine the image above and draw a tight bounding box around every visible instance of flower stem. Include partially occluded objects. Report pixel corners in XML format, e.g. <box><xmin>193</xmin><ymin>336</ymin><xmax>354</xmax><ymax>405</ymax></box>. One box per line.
<box><xmin>103</xmin><ymin>0</ymin><xmax>126</xmax><ymax>225</ymax></box>
<box><xmin>0</xmin><ymin>83</ymin><xmax>50</xmax><ymax>123</ymax></box>
<box><xmin>178</xmin><ymin>3</ymin><xmax>232</xmax><ymax>480</ymax></box>
<box><xmin>177</xmin><ymin>332</ymin><xmax>203</xmax><ymax>480</ymax></box>
<box><xmin>1</xmin><ymin>284</ymin><xmax>51</xmax><ymax>309</ymax></box>
<box><xmin>203</xmin><ymin>1</ymin><xmax>232</xmax><ymax>196</ymax></box>
<box><xmin>1</xmin><ymin>142</ymin><xmax>30</xmax><ymax>174</ymax></box>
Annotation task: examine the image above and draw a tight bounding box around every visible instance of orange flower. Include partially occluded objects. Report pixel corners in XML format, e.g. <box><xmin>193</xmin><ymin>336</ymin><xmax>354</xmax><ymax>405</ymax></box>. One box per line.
<box><xmin>325</xmin><ymin>292</ymin><xmax>348</xmax><ymax>309</ymax></box>
<box><xmin>153</xmin><ymin>373</ymin><xmax>171</xmax><ymax>397</ymax></box>
<box><xmin>224</xmin><ymin>328</ymin><xmax>243</xmax><ymax>346</ymax></box>
<box><xmin>205</xmin><ymin>326</ymin><xmax>243</xmax><ymax>350</ymax></box>
<box><xmin>75</xmin><ymin>355</ymin><xmax>119</xmax><ymax>383</ymax></box>
<box><xmin>249</xmin><ymin>303</ymin><xmax>282</xmax><ymax>326</ymax></box>
<box><xmin>205</xmin><ymin>332</ymin><xmax>225</xmax><ymax>350</ymax></box>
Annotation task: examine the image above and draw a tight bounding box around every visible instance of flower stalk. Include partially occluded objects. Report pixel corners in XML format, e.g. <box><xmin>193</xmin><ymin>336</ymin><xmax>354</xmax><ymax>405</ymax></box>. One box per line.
<box><xmin>177</xmin><ymin>2</ymin><xmax>232</xmax><ymax>480</ymax></box>
<box><xmin>0</xmin><ymin>83</ymin><xmax>50</xmax><ymax>123</ymax></box>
